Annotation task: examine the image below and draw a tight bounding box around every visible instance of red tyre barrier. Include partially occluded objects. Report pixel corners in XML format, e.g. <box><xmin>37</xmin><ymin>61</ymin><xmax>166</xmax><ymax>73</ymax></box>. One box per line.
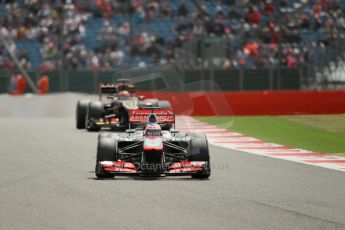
<box><xmin>138</xmin><ymin>90</ymin><xmax>345</xmax><ymax>116</ymax></box>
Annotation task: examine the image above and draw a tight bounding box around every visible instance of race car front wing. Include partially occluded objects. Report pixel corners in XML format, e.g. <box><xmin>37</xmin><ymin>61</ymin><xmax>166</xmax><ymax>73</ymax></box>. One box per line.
<box><xmin>98</xmin><ymin>160</ymin><xmax>209</xmax><ymax>176</ymax></box>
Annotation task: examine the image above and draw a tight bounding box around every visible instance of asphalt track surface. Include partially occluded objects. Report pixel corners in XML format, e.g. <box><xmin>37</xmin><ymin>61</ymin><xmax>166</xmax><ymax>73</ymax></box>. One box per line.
<box><xmin>0</xmin><ymin>94</ymin><xmax>345</xmax><ymax>230</ymax></box>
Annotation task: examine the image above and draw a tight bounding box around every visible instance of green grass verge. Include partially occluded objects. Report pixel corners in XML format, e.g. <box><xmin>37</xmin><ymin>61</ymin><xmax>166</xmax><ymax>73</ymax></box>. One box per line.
<box><xmin>197</xmin><ymin>115</ymin><xmax>345</xmax><ymax>156</ymax></box>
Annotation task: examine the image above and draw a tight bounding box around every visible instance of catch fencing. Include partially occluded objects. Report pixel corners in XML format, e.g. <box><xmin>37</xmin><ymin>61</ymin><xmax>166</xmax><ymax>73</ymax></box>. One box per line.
<box><xmin>0</xmin><ymin>67</ymin><xmax>301</xmax><ymax>94</ymax></box>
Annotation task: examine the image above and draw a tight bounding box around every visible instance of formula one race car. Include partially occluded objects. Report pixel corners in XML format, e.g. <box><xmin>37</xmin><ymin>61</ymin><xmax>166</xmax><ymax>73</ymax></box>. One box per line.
<box><xmin>76</xmin><ymin>79</ymin><xmax>172</xmax><ymax>131</ymax></box>
<box><xmin>95</xmin><ymin>113</ymin><xmax>210</xmax><ymax>179</ymax></box>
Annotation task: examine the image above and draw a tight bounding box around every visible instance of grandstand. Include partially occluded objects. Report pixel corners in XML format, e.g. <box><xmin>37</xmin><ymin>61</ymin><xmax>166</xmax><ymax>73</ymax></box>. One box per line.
<box><xmin>1</xmin><ymin>0</ymin><xmax>345</xmax><ymax>90</ymax></box>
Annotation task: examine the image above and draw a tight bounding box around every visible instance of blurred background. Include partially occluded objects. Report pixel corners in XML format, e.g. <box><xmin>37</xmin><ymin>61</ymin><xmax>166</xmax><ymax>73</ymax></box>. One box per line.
<box><xmin>1</xmin><ymin>0</ymin><xmax>345</xmax><ymax>93</ymax></box>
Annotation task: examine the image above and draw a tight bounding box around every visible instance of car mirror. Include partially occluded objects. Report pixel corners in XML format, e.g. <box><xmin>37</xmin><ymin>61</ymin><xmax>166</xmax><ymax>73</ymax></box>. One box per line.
<box><xmin>138</xmin><ymin>95</ymin><xmax>145</xmax><ymax>100</ymax></box>
<box><xmin>170</xmin><ymin>129</ymin><xmax>179</xmax><ymax>133</ymax></box>
<box><xmin>126</xmin><ymin>129</ymin><xmax>136</xmax><ymax>133</ymax></box>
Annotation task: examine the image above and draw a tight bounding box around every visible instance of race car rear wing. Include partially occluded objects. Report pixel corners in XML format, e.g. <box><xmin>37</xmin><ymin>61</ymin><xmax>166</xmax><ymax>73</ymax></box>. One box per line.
<box><xmin>99</xmin><ymin>83</ymin><xmax>117</xmax><ymax>97</ymax></box>
<box><xmin>99</xmin><ymin>82</ymin><xmax>136</xmax><ymax>98</ymax></box>
<box><xmin>129</xmin><ymin>109</ymin><xmax>175</xmax><ymax>127</ymax></box>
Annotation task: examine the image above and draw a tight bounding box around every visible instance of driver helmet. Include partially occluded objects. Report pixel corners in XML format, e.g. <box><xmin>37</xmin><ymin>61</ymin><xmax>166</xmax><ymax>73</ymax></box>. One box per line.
<box><xmin>118</xmin><ymin>90</ymin><xmax>130</xmax><ymax>100</ymax></box>
<box><xmin>144</xmin><ymin>123</ymin><xmax>162</xmax><ymax>137</ymax></box>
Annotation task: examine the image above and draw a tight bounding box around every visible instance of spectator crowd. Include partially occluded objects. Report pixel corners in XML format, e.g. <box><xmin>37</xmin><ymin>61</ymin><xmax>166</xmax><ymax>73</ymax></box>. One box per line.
<box><xmin>0</xmin><ymin>0</ymin><xmax>345</xmax><ymax>71</ymax></box>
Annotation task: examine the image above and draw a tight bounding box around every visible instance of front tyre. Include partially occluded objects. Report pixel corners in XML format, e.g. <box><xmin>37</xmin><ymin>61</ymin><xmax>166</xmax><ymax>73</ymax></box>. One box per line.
<box><xmin>95</xmin><ymin>136</ymin><xmax>117</xmax><ymax>179</ymax></box>
<box><xmin>118</xmin><ymin>108</ymin><xmax>129</xmax><ymax>129</ymax></box>
<box><xmin>188</xmin><ymin>134</ymin><xmax>211</xmax><ymax>179</ymax></box>
<box><xmin>191</xmin><ymin>173</ymin><xmax>210</xmax><ymax>179</ymax></box>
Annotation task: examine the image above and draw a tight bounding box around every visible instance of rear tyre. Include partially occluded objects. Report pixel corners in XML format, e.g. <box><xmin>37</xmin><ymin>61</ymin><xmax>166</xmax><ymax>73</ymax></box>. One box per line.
<box><xmin>76</xmin><ymin>100</ymin><xmax>90</xmax><ymax>129</ymax></box>
<box><xmin>95</xmin><ymin>136</ymin><xmax>117</xmax><ymax>179</ymax></box>
<box><xmin>188</xmin><ymin>134</ymin><xmax>211</xmax><ymax>179</ymax></box>
<box><xmin>86</xmin><ymin>101</ymin><xmax>104</xmax><ymax>132</ymax></box>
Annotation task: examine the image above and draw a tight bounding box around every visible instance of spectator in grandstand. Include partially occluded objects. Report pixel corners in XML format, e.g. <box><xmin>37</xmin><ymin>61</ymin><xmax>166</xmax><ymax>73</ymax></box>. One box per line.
<box><xmin>95</xmin><ymin>0</ymin><xmax>112</xmax><ymax>19</ymax></box>
<box><xmin>146</xmin><ymin>42</ymin><xmax>160</xmax><ymax>61</ymax></box>
<box><xmin>97</xmin><ymin>20</ymin><xmax>115</xmax><ymax>41</ymax></box>
<box><xmin>39</xmin><ymin>58</ymin><xmax>55</xmax><ymax>73</ymax></box>
<box><xmin>18</xmin><ymin>52</ymin><xmax>31</xmax><ymax>70</ymax></box>
<box><xmin>42</xmin><ymin>39</ymin><xmax>58</xmax><ymax>60</ymax></box>
<box><xmin>110</xmin><ymin>46</ymin><xmax>124</xmax><ymax>66</ymax></box>
<box><xmin>1</xmin><ymin>0</ymin><xmax>345</xmax><ymax>71</ymax></box>
<box><xmin>155</xmin><ymin>33</ymin><xmax>165</xmax><ymax>47</ymax></box>
<box><xmin>160</xmin><ymin>0</ymin><xmax>172</xmax><ymax>18</ymax></box>
<box><xmin>178</xmin><ymin>0</ymin><xmax>187</xmax><ymax>17</ymax></box>
<box><xmin>118</xmin><ymin>21</ymin><xmax>131</xmax><ymax>37</ymax></box>
<box><xmin>192</xmin><ymin>19</ymin><xmax>205</xmax><ymax>36</ymax></box>
<box><xmin>246</xmin><ymin>6</ymin><xmax>262</xmax><ymax>25</ymax></box>
<box><xmin>212</xmin><ymin>17</ymin><xmax>226</xmax><ymax>36</ymax></box>
<box><xmin>90</xmin><ymin>52</ymin><xmax>100</xmax><ymax>72</ymax></box>
<box><xmin>7</xmin><ymin>39</ymin><xmax>16</xmax><ymax>54</ymax></box>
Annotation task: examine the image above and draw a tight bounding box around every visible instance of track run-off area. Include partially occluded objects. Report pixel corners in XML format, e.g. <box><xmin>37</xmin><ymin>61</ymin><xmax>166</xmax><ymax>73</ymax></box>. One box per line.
<box><xmin>178</xmin><ymin>117</ymin><xmax>345</xmax><ymax>172</ymax></box>
<box><xmin>0</xmin><ymin>94</ymin><xmax>345</xmax><ymax>230</ymax></box>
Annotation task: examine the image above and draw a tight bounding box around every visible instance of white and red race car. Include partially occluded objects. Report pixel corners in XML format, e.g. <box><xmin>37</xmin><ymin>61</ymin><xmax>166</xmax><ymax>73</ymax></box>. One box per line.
<box><xmin>95</xmin><ymin>113</ymin><xmax>210</xmax><ymax>179</ymax></box>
